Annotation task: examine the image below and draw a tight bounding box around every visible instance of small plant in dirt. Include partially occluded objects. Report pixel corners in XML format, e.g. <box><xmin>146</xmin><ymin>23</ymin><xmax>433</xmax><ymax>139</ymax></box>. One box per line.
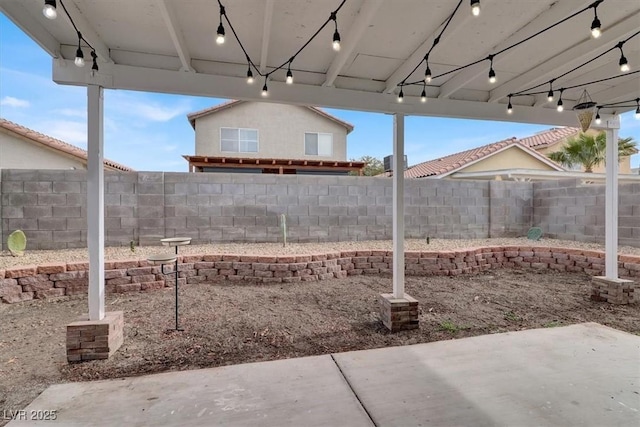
<box><xmin>130</xmin><ymin>240</ymin><xmax>136</xmax><ymax>253</ymax></box>
<box><xmin>439</xmin><ymin>320</ymin><xmax>468</xmax><ymax>334</ymax></box>
<box><xmin>543</xmin><ymin>320</ymin><xmax>562</xmax><ymax>328</ymax></box>
<box><xmin>7</xmin><ymin>229</ymin><xmax>27</xmax><ymax>257</ymax></box>
<box><xmin>503</xmin><ymin>311</ymin><xmax>522</xmax><ymax>322</ymax></box>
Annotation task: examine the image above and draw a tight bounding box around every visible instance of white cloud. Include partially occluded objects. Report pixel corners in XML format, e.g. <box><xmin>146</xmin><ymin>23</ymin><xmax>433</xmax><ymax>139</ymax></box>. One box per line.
<box><xmin>106</xmin><ymin>92</ymin><xmax>192</xmax><ymax>123</ymax></box>
<box><xmin>54</xmin><ymin>108</ymin><xmax>87</xmax><ymax>119</ymax></box>
<box><xmin>1</xmin><ymin>96</ymin><xmax>30</xmax><ymax>108</ymax></box>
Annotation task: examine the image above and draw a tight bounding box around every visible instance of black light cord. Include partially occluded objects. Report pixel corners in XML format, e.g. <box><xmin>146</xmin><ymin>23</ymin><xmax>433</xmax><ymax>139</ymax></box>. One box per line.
<box><xmin>513</xmin><ymin>30</ymin><xmax>640</xmax><ymax>97</ymax></box>
<box><xmin>402</xmin><ymin>0</ymin><xmax>607</xmax><ymax>87</ymax></box>
<box><xmin>510</xmin><ymin>70</ymin><xmax>640</xmax><ymax>98</ymax></box>
<box><xmin>217</xmin><ymin>0</ymin><xmax>346</xmax><ymax>80</ymax></box>
<box><xmin>59</xmin><ymin>0</ymin><xmax>96</xmax><ymax>52</ymax></box>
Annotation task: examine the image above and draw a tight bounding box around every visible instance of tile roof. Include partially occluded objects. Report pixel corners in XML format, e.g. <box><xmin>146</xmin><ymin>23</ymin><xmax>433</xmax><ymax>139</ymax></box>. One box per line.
<box><xmin>0</xmin><ymin>118</ymin><xmax>133</xmax><ymax>171</ymax></box>
<box><xmin>384</xmin><ymin>127</ymin><xmax>578</xmax><ymax>178</ymax></box>
<box><xmin>518</xmin><ymin>127</ymin><xmax>580</xmax><ymax>149</ymax></box>
<box><xmin>186</xmin><ymin>100</ymin><xmax>354</xmax><ymax>133</ymax></box>
<box><xmin>398</xmin><ymin>138</ymin><xmax>519</xmax><ymax>178</ymax></box>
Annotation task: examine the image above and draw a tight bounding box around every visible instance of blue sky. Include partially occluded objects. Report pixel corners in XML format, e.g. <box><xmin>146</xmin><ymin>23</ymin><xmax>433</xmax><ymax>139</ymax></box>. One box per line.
<box><xmin>1</xmin><ymin>13</ymin><xmax>638</xmax><ymax>172</ymax></box>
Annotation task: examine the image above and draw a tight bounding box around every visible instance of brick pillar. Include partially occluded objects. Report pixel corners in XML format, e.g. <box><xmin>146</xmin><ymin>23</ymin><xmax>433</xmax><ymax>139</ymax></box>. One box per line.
<box><xmin>591</xmin><ymin>277</ymin><xmax>637</xmax><ymax>304</ymax></box>
<box><xmin>66</xmin><ymin>311</ymin><xmax>124</xmax><ymax>362</ymax></box>
<box><xmin>379</xmin><ymin>293</ymin><xmax>419</xmax><ymax>331</ymax></box>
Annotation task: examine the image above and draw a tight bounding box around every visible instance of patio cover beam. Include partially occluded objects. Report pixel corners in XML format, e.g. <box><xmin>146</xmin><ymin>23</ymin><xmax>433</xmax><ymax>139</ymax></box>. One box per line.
<box><xmin>323</xmin><ymin>0</ymin><xmax>384</xmax><ymax>87</ymax></box>
<box><xmin>158</xmin><ymin>0</ymin><xmax>194</xmax><ymax>72</ymax></box>
<box><xmin>0</xmin><ymin>0</ymin><xmax>60</xmax><ymax>57</ymax></box>
<box><xmin>52</xmin><ymin>59</ymin><xmax>581</xmax><ymax>127</ymax></box>
<box><xmin>259</xmin><ymin>0</ymin><xmax>275</xmax><ymax>74</ymax></box>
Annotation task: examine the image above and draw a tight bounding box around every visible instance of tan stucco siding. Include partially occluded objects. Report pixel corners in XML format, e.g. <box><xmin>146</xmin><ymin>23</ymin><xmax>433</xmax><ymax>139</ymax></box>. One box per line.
<box><xmin>457</xmin><ymin>146</ymin><xmax>557</xmax><ymax>174</ymax></box>
<box><xmin>194</xmin><ymin>102</ymin><xmax>348</xmax><ymax>160</ymax></box>
<box><xmin>0</xmin><ymin>130</ymin><xmax>86</xmax><ymax>170</ymax></box>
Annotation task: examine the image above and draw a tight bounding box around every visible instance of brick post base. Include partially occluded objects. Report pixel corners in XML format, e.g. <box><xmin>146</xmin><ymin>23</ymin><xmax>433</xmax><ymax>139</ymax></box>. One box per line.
<box><xmin>379</xmin><ymin>293</ymin><xmax>419</xmax><ymax>332</ymax></box>
<box><xmin>66</xmin><ymin>311</ymin><xmax>124</xmax><ymax>362</ymax></box>
<box><xmin>591</xmin><ymin>277</ymin><xmax>637</xmax><ymax>304</ymax></box>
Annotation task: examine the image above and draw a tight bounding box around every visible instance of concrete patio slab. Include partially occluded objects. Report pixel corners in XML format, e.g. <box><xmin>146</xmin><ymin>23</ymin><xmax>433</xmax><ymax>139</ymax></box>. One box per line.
<box><xmin>333</xmin><ymin>323</ymin><xmax>640</xmax><ymax>427</ymax></box>
<box><xmin>8</xmin><ymin>355</ymin><xmax>373</xmax><ymax>427</ymax></box>
<box><xmin>8</xmin><ymin>323</ymin><xmax>640</xmax><ymax>426</ymax></box>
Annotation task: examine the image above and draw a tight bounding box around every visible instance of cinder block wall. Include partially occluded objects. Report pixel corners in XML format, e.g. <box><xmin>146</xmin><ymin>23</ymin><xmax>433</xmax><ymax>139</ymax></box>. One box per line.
<box><xmin>6</xmin><ymin>170</ymin><xmax>637</xmax><ymax>250</ymax></box>
<box><xmin>532</xmin><ymin>179</ymin><xmax>640</xmax><ymax>247</ymax></box>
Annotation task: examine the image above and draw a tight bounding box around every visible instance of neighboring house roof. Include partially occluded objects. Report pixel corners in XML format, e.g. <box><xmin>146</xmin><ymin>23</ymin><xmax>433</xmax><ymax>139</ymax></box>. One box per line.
<box><xmin>186</xmin><ymin>100</ymin><xmax>355</xmax><ymax>134</ymax></box>
<box><xmin>385</xmin><ymin>138</ymin><xmax>564</xmax><ymax>179</ymax></box>
<box><xmin>518</xmin><ymin>127</ymin><xmax>580</xmax><ymax>150</ymax></box>
<box><xmin>0</xmin><ymin>118</ymin><xmax>133</xmax><ymax>171</ymax></box>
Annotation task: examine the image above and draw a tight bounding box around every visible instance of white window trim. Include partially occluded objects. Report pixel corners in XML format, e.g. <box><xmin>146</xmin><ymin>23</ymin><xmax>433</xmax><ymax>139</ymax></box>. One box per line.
<box><xmin>220</xmin><ymin>127</ymin><xmax>259</xmax><ymax>154</ymax></box>
<box><xmin>304</xmin><ymin>132</ymin><xmax>333</xmax><ymax>157</ymax></box>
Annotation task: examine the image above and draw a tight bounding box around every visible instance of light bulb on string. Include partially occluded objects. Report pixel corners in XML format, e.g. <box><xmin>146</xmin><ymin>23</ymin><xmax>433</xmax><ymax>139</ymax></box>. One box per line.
<box><xmin>74</xmin><ymin>32</ymin><xmax>84</xmax><ymax>67</ymax></box>
<box><xmin>547</xmin><ymin>81</ymin><xmax>554</xmax><ymax>102</ymax></box>
<box><xmin>397</xmin><ymin>87</ymin><xmax>404</xmax><ymax>103</ymax></box>
<box><xmin>424</xmin><ymin>65</ymin><xmax>432</xmax><ymax>83</ymax></box>
<box><xmin>507</xmin><ymin>96</ymin><xmax>513</xmax><ymax>114</ymax></box>
<box><xmin>246</xmin><ymin>66</ymin><xmax>254</xmax><ymax>84</ymax></box>
<box><xmin>635</xmin><ymin>99</ymin><xmax>640</xmax><ymax>119</ymax></box>
<box><xmin>556</xmin><ymin>89</ymin><xmax>564</xmax><ymax>112</ymax></box>
<box><xmin>261</xmin><ymin>79</ymin><xmax>268</xmax><ymax>97</ymax></box>
<box><xmin>331</xmin><ymin>12</ymin><xmax>341</xmax><ymax>51</ymax></box>
<box><xmin>43</xmin><ymin>0</ymin><xmax>57</xmax><ymax>19</ymax></box>
<box><xmin>595</xmin><ymin>108</ymin><xmax>602</xmax><ymax>125</ymax></box>
<box><xmin>421</xmin><ymin>86</ymin><xmax>427</xmax><ymax>103</ymax></box>
<box><xmin>286</xmin><ymin>61</ymin><xmax>294</xmax><ymax>84</ymax></box>
<box><xmin>471</xmin><ymin>0</ymin><xmax>480</xmax><ymax>16</ymax></box>
<box><xmin>619</xmin><ymin>52</ymin><xmax>629</xmax><ymax>72</ymax></box>
<box><xmin>488</xmin><ymin>55</ymin><xmax>496</xmax><ymax>84</ymax></box>
<box><xmin>590</xmin><ymin>5</ymin><xmax>601</xmax><ymax>38</ymax></box>
<box><xmin>216</xmin><ymin>6</ymin><xmax>226</xmax><ymax>45</ymax></box>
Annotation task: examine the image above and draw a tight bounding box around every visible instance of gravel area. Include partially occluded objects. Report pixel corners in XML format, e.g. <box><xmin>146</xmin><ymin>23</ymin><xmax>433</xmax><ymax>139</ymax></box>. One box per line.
<box><xmin>1</xmin><ymin>238</ymin><xmax>639</xmax><ymax>269</ymax></box>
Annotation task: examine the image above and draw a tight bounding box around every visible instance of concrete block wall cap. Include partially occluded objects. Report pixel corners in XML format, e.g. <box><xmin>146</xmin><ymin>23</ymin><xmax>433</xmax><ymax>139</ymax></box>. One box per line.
<box><xmin>161</xmin><ymin>237</ymin><xmax>192</xmax><ymax>246</ymax></box>
<box><xmin>147</xmin><ymin>254</ymin><xmax>178</xmax><ymax>265</ymax></box>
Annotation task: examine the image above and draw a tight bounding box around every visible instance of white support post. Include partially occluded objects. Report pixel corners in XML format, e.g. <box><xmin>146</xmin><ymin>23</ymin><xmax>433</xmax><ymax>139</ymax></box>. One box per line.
<box><xmin>392</xmin><ymin>113</ymin><xmax>405</xmax><ymax>299</ymax></box>
<box><xmin>87</xmin><ymin>85</ymin><xmax>105</xmax><ymax>320</ymax></box>
<box><xmin>604</xmin><ymin>127</ymin><xmax>619</xmax><ymax>280</ymax></box>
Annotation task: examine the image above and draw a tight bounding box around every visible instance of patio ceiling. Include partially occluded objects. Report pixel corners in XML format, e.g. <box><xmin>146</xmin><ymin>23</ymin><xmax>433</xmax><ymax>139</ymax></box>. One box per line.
<box><xmin>2</xmin><ymin>0</ymin><xmax>639</xmax><ymax>126</ymax></box>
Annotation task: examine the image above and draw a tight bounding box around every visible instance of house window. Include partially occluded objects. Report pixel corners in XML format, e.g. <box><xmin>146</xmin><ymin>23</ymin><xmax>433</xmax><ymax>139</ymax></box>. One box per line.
<box><xmin>220</xmin><ymin>128</ymin><xmax>258</xmax><ymax>153</ymax></box>
<box><xmin>305</xmin><ymin>132</ymin><xmax>333</xmax><ymax>156</ymax></box>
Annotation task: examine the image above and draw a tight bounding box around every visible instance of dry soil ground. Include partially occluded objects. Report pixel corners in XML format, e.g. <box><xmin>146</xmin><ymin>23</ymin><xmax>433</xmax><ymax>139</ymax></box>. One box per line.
<box><xmin>1</xmin><ymin>268</ymin><xmax>639</xmax><ymax>425</ymax></box>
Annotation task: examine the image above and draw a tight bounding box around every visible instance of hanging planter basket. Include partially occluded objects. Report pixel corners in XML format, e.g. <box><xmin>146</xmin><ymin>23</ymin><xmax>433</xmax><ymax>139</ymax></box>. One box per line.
<box><xmin>573</xmin><ymin>89</ymin><xmax>597</xmax><ymax>132</ymax></box>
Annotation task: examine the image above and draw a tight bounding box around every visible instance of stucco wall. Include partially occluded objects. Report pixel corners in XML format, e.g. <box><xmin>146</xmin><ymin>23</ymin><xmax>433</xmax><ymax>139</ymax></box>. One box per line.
<box><xmin>194</xmin><ymin>102</ymin><xmax>348</xmax><ymax>160</ymax></box>
<box><xmin>0</xmin><ymin>130</ymin><xmax>85</xmax><ymax>170</ymax></box>
<box><xmin>459</xmin><ymin>146</ymin><xmax>557</xmax><ymax>173</ymax></box>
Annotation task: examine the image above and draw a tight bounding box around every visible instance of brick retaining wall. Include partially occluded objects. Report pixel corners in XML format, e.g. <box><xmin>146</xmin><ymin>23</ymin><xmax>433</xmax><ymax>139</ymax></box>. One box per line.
<box><xmin>1</xmin><ymin>246</ymin><xmax>639</xmax><ymax>303</ymax></box>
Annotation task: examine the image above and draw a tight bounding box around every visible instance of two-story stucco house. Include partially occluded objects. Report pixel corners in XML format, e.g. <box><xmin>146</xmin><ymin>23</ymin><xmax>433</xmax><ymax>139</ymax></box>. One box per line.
<box><xmin>184</xmin><ymin>100</ymin><xmax>364</xmax><ymax>175</ymax></box>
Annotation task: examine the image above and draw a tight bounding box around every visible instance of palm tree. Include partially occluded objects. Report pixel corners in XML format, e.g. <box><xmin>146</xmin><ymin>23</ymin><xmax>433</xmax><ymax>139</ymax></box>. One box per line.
<box><xmin>547</xmin><ymin>131</ymin><xmax>637</xmax><ymax>173</ymax></box>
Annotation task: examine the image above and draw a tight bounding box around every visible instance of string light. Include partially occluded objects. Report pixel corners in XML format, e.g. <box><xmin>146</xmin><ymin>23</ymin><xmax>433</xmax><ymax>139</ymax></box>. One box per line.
<box><xmin>636</xmin><ymin>98</ymin><xmax>640</xmax><ymax>119</ymax></box>
<box><xmin>547</xmin><ymin>80</ymin><xmax>554</xmax><ymax>102</ymax></box>
<box><xmin>74</xmin><ymin>31</ymin><xmax>84</xmax><ymax>67</ymax></box>
<box><xmin>595</xmin><ymin>107</ymin><xmax>601</xmax><ymax>124</ymax></box>
<box><xmin>488</xmin><ymin>55</ymin><xmax>496</xmax><ymax>84</ymax></box>
<box><xmin>421</xmin><ymin>85</ymin><xmax>427</xmax><ymax>103</ymax></box>
<box><xmin>618</xmin><ymin>43</ymin><xmax>630</xmax><ymax>72</ymax></box>
<box><xmin>470</xmin><ymin>0</ymin><xmax>480</xmax><ymax>16</ymax></box>
<box><xmin>43</xmin><ymin>0</ymin><xmax>57</xmax><ymax>19</ymax></box>
<box><xmin>261</xmin><ymin>78</ymin><xmax>268</xmax><ymax>97</ymax></box>
<box><xmin>91</xmin><ymin>50</ymin><xmax>98</xmax><ymax>72</ymax></box>
<box><xmin>590</xmin><ymin>3</ymin><xmax>601</xmax><ymax>38</ymax></box>
<box><xmin>507</xmin><ymin>95</ymin><xmax>513</xmax><ymax>114</ymax></box>
<box><xmin>397</xmin><ymin>86</ymin><xmax>404</xmax><ymax>103</ymax></box>
<box><xmin>331</xmin><ymin>12</ymin><xmax>341</xmax><ymax>51</ymax></box>
<box><xmin>556</xmin><ymin>89</ymin><xmax>564</xmax><ymax>112</ymax></box>
<box><xmin>424</xmin><ymin>55</ymin><xmax>432</xmax><ymax>83</ymax></box>
<box><xmin>216</xmin><ymin>5</ymin><xmax>226</xmax><ymax>45</ymax></box>
<box><xmin>246</xmin><ymin>65</ymin><xmax>254</xmax><ymax>84</ymax></box>
<box><xmin>286</xmin><ymin>60</ymin><xmax>294</xmax><ymax>84</ymax></box>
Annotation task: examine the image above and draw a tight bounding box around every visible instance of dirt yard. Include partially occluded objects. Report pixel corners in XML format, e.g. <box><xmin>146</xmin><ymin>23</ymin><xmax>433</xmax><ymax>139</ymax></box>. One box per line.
<box><xmin>1</xmin><ymin>268</ymin><xmax>639</xmax><ymax>424</ymax></box>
